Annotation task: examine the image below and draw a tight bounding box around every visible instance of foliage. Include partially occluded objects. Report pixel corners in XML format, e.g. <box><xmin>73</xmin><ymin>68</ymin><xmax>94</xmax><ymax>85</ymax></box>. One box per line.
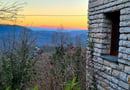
<box><xmin>22</xmin><ymin>28</ymin><xmax>86</xmax><ymax>90</ymax></box>
<box><xmin>64</xmin><ymin>77</ymin><xmax>80</xmax><ymax>90</ymax></box>
<box><xmin>5</xmin><ymin>86</ymin><xmax>38</xmax><ymax>90</ymax></box>
<box><xmin>49</xmin><ymin>45</ymin><xmax>86</xmax><ymax>90</ymax></box>
<box><xmin>50</xmin><ymin>45</ymin><xmax>65</xmax><ymax>60</ymax></box>
<box><xmin>0</xmin><ymin>30</ymin><xmax>37</xmax><ymax>90</ymax></box>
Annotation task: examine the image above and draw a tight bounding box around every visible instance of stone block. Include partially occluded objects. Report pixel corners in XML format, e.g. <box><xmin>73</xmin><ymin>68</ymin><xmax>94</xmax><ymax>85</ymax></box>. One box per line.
<box><xmin>120</xmin><ymin>15</ymin><xmax>130</xmax><ymax>21</ymax></box>
<box><xmin>109</xmin><ymin>63</ymin><xmax>118</xmax><ymax>69</ymax></box>
<box><xmin>118</xmin><ymin>80</ymin><xmax>129</xmax><ymax>89</ymax></box>
<box><xmin>119</xmin><ymin>72</ymin><xmax>127</xmax><ymax>81</ymax></box>
<box><xmin>112</xmin><ymin>70</ymin><xmax>120</xmax><ymax>77</ymax></box>
<box><xmin>118</xmin><ymin>64</ymin><xmax>124</xmax><ymax>71</ymax></box>
<box><xmin>118</xmin><ymin>53</ymin><xmax>124</xmax><ymax>59</ymax></box>
<box><xmin>120</xmin><ymin>27</ymin><xmax>130</xmax><ymax>33</ymax></box>
<box><xmin>118</xmin><ymin>59</ymin><xmax>126</xmax><ymax>64</ymax></box>
<box><xmin>110</xmin><ymin>82</ymin><xmax>118</xmax><ymax>89</ymax></box>
<box><xmin>120</xmin><ymin>21</ymin><xmax>130</xmax><ymax>27</ymax></box>
<box><xmin>119</xmin><ymin>40</ymin><xmax>123</xmax><ymax>46</ymax></box>
<box><xmin>111</xmin><ymin>77</ymin><xmax>118</xmax><ymax>84</ymax></box>
<box><xmin>119</xmin><ymin>34</ymin><xmax>127</xmax><ymax>40</ymax></box>
<box><xmin>124</xmin><ymin>66</ymin><xmax>130</xmax><ymax>74</ymax></box>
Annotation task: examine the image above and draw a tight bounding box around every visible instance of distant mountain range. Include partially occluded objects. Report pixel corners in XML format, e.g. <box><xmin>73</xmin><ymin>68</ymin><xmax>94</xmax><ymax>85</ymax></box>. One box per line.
<box><xmin>0</xmin><ymin>24</ymin><xmax>88</xmax><ymax>47</ymax></box>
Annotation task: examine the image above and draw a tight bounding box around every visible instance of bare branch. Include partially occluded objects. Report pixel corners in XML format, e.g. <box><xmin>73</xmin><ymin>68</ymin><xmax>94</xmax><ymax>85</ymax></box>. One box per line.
<box><xmin>0</xmin><ymin>1</ymin><xmax>26</xmax><ymax>21</ymax></box>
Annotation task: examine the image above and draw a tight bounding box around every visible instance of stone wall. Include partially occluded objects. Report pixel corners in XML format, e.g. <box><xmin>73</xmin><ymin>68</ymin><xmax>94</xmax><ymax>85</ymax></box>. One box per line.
<box><xmin>87</xmin><ymin>0</ymin><xmax>130</xmax><ymax>90</ymax></box>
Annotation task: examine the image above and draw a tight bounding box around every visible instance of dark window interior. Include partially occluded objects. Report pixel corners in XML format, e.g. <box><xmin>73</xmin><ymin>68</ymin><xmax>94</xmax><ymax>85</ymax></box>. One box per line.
<box><xmin>105</xmin><ymin>11</ymin><xmax>120</xmax><ymax>56</ymax></box>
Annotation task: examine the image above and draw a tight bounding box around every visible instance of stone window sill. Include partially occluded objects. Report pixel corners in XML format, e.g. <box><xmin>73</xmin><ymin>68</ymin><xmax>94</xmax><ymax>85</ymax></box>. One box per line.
<box><xmin>100</xmin><ymin>55</ymin><xmax>118</xmax><ymax>63</ymax></box>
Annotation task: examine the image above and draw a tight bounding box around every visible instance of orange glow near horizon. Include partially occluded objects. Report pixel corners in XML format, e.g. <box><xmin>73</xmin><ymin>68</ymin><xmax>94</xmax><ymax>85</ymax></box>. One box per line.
<box><xmin>0</xmin><ymin>15</ymin><xmax>88</xmax><ymax>29</ymax></box>
<box><xmin>1</xmin><ymin>0</ymin><xmax>88</xmax><ymax>29</ymax></box>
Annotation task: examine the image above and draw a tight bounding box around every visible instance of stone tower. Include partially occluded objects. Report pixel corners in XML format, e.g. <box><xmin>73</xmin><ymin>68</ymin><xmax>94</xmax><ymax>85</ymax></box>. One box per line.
<box><xmin>87</xmin><ymin>0</ymin><xmax>130</xmax><ymax>90</ymax></box>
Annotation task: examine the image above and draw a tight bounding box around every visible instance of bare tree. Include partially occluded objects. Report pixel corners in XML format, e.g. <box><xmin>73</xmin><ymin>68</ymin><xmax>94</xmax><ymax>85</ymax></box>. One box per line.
<box><xmin>75</xmin><ymin>35</ymin><xmax>82</xmax><ymax>47</ymax></box>
<box><xmin>51</xmin><ymin>26</ymin><xmax>71</xmax><ymax>47</ymax></box>
<box><xmin>0</xmin><ymin>1</ymin><xmax>25</xmax><ymax>21</ymax></box>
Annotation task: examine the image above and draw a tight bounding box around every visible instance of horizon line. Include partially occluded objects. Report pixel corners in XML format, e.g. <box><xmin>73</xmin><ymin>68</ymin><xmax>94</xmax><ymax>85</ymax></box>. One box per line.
<box><xmin>0</xmin><ymin>24</ymin><xmax>88</xmax><ymax>30</ymax></box>
<box><xmin>28</xmin><ymin>26</ymin><xmax>88</xmax><ymax>30</ymax></box>
<box><xmin>22</xmin><ymin>15</ymin><xmax>87</xmax><ymax>16</ymax></box>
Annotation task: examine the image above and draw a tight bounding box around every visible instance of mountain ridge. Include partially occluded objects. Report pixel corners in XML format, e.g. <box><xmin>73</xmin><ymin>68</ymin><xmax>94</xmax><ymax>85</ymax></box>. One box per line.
<box><xmin>0</xmin><ymin>24</ymin><xmax>88</xmax><ymax>47</ymax></box>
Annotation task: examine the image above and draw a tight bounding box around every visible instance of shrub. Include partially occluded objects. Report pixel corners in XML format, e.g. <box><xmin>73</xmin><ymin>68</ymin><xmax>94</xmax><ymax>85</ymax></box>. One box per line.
<box><xmin>64</xmin><ymin>77</ymin><xmax>80</xmax><ymax>90</ymax></box>
<box><xmin>5</xmin><ymin>86</ymin><xmax>38</xmax><ymax>90</ymax></box>
<box><xmin>0</xmin><ymin>30</ymin><xmax>37</xmax><ymax>90</ymax></box>
<box><xmin>49</xmin><ymin>46</ymin><xmax>86</xmax><ymax>90</ymax></box>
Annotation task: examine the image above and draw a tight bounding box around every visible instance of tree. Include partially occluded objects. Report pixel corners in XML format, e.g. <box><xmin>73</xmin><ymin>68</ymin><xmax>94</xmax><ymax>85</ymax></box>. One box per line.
<box><xmin>0</xmin><ymin>30</ymin><xmax>37</xmax><ymax>90</ymax></box>
<box><xmin>51</xmin><ymin>25</ymin><xmax>71</xmax><ymax>47</ymax></box>
<box><xmin>0</xmin><ymin>0</ymin><xmax>25</xmax><ymax>21</ymax></box>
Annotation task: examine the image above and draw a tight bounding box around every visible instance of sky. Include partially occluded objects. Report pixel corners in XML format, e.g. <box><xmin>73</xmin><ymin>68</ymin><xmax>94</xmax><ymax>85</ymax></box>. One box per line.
<box><xmin>1</xmin><ymin>0</ymin><xmax>88</xmax><ymax>29</ymax></box>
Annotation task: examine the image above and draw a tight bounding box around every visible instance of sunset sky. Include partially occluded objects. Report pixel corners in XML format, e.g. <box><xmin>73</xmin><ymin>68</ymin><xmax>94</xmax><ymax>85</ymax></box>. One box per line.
<box><xmin>1</xmin><ymin>0</ymin><xmax>88</xmax><ymax>29</ymax></box>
